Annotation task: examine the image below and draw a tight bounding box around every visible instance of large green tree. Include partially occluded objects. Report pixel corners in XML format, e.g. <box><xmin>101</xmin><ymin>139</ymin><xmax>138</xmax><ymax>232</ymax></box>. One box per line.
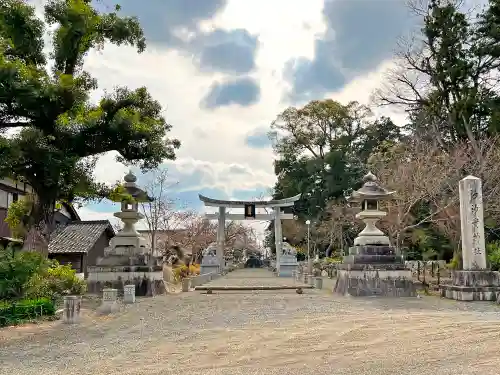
<box><xmin>270</xmin><ymin>100</ymin><xmax>401</xmax><ymax>218</ymax></box>
<box><xmin>266</xmin><ymin>99</ymin><xmax>402</xmax><ymax>253</ymax></box>
<box><xmin>0</xmin><ymin>0</ymin><xmax>180</xmax><ymax>247</ymax></box>
<box><xmin>377</xmin><ymin>0</ymin><xmax>500</xmax><ymax>154</ymax></box>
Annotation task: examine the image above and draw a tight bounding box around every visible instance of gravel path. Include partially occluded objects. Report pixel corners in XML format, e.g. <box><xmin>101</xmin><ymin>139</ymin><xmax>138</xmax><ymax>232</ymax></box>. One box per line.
<box><xmin>1</xmin><ymin>269</ymin><xmax>500</xmax><ymax>375</ymax></box>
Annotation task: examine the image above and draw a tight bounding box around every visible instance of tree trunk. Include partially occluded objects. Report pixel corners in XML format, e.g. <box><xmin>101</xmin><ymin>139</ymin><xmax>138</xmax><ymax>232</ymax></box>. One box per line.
<box><xmin>22</xmin><ymin>199</ymin><xmax>55</xmax><ymax>254</ymax></box>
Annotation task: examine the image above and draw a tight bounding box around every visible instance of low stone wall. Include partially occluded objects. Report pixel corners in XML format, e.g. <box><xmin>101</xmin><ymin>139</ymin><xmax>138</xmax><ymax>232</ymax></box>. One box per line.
<box><xmin>405</xmin><ymin>260</ymin><xmax>446</xmax><ymax>274</ymax></box>
<box><xmin>87</xmin><ymin>276</ymin><xmax>165</xmax><ymax>297</ymax></box>
<box><xmin>87</xmin><ymin>265</ymin><xmax>165</xmax><ymax>297</ymax></box>
<box><xmin>190</xmin><ymin>272</ymin><xmax>218</xmax><ymax>287</ymax></box>
<box><xmin>189</xmin><ymin>262</ymin><xmax>242</xmax><ymax>288</ymax></box>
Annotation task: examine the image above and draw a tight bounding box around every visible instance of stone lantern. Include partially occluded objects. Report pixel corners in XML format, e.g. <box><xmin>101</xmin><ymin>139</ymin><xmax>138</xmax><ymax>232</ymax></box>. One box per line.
<box><xmin>348</xmin><ymin>172</ymin><xmax>394</xmax><ymax>246</ymax></box>
<box><xmin>114</xmin><ymin>171</ymin><xmax>153</xmax><ymax>237</ymax></box>
<box><xmin>87</xmin><ymin>171</ymin><xmax>165</xmax><ymax>297</ymax></box>
<box><xmin>333</xmin><ymin>171</ymin><xmax>416</xmax><ymax>298</ymax></box>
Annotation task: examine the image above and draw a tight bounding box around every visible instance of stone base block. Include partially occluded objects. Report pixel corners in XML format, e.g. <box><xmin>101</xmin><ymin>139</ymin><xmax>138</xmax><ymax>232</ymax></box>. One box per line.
<box><xmin>200</xmin><ymin>264</ymin><xmax>220</xmax><ymax>275</ymax></box>
<box><xmin>278</xmin><ymin>264</ymin><xmax>297</xmax><ymax>277</ymax></box>
<box><xmin>349</xmin><ymin>246</ymin><xmax>395</xmax><ymax>256</ymax></box>
<box><xmin>87</xmin><ymin>272</ymin><xmax>165</xmax><ymax>297</ymax></box>
<box><xmin>439</xmin><ymin>270</ymin><xmax>500</xmax><ymax>301</ymax></box>
<box><xmin>334</xmin><ymin>269</ymin><xmax>416</xmax><ymax>297</ymax></box>
<box><xmin>62</xmin><ymin>296</ymin><xmax>81</xmax><ymax>324</ymax></box>
<box><xmin>97</xmin><ymin>301</ymin><xmax>120</xmax><ymax>315</ymax></box>
<box><xmin>343</xmin><ymin>254</ymin><xmax>402</xmax><ymax>264</ymax></box>
<box><xmin>440</xmin><ymin>285</ymin><xmax>499</xmax><ymax>301</ymax></box>
<box><xmin>450</xmin><ymin>270</ymin><xmax>500</xmax><ymax>287</ymax></box>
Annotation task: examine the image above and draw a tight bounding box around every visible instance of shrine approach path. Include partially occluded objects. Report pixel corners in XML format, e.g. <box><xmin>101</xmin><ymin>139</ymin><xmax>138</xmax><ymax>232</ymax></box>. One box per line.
<box><xmin>1</xmin><ymin>268</ymin><xmax>500</xmax><ymax>375</ymax></box>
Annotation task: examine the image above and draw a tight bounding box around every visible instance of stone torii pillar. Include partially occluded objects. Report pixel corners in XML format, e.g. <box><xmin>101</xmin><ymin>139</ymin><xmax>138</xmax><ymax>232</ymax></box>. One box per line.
<box><xmin>216</xmin><ymin>206</ymin><xmax>226</xmax><ymax>266</ymax></box>
<box><xmin>198</xmin><ymin>193</ymin><xmax>301</xmax><ymax>274</ymax></box>
<box><xmin>274</xmin><ymin>208</ymin><xmax>283</xmax><ymax>272</ymax></box>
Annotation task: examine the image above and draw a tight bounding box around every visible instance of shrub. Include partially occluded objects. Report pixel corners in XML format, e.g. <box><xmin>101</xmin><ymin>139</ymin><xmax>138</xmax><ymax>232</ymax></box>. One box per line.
<box><xmin>487</xmin><ymin>242</ymin><xmax>500</xmax><ymax>271</ymax></box>
<box><xmin>172</xmin><ymin>265</ymin><xmax>189</xmax><ymax>281</ymax></box>
<box><xmin>324</xmin><ymin>257</ymin><xmax>342</xmax><ymax>264</ymax></box>
<box><xmin>0</xmin><ymin>298</ymin><xmax>55</xmax><ymax>327</ymax></box>
<box><xmin>25</xmin><ymin>261</ymin><xmax>87</xmax><ymax>301</ymax></box>
<box><xmin>172</xmin><ymin>264</ymin><xmax>201</xmax><ymax>281</ymax></box>
<box><xmin>189</xmin><ymin>264</ymin><xmax>200</xmax><ymax>276</ymax></box>
<box><xmin>0</xmin><ymin>247</ymin><xmax>50</xmax><ymax>300</ymax></box>
<box><xmin>446</xmin><ymin>255</ymin><xmax>460</xmax><ymax>270</ymax></box>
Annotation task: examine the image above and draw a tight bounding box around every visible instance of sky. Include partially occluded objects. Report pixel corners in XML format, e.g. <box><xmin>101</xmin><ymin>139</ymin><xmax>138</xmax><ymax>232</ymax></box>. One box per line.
<box><xmin>30</xmin><ymin>0</ymin><xmax>425</xmax><ymax>239</ymax></box>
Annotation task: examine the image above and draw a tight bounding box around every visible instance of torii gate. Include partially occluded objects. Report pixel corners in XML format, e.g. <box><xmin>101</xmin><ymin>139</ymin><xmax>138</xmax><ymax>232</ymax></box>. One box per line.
<box><xmin>198</xmin><ymin>194</ymin><xmax>301</xmax><ymax>271</ymax></box>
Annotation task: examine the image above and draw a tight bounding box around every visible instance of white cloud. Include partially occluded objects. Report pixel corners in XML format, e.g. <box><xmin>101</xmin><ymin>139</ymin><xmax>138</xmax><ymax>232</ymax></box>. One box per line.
<box><xmin>29</xmin><ymin>0</ymin><xmax>407</xmax><ymax>212</ymax></box>
<box><xmin>329</xmin><ymin>60</ymin><xmax>409</xmax><ymax>126</ymax></box>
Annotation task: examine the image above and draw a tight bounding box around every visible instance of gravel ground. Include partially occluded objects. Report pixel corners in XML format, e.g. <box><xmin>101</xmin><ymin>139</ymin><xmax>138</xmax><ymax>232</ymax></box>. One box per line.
<box><xmin>1</xmin><ymin>269</ymin><xmax>500</xmax><ymax>375</ymax></box>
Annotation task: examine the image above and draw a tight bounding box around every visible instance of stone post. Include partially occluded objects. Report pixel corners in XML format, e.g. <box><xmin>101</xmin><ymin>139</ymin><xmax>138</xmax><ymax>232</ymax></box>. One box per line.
<box><xmin>182</xmin><ymin>277</ymin><xmax>191</xmax><ymax>292</ymax></box>
<box><xmin>97</xmin><ymin>288</ymin><xmax>119</xmax><ymax>315</ymax></box>
<box><xmin>314</xmin><ymin>277</ymin><xmax>323</xmax><ymax>289</ymax></box>
<box><xmin>217</xmin><ymin>207</ymin><xmax>226</xmax><ymax>269</ymax></box>
<box><xmin>274</xmin><ymin>208</ymin><xmax>283</xmax><ymax>272</ymax></box>
<box><xmin>62</xmin><ymin>295</ymin><xmax>81</xmax><ymax>324</ymax></box>
<box><xmin>459</xmin><ymin>176</ymin><xmax>487</xmax><ymax>269</ymax></box>
<box><xmin>308</xmin><ymin>275</ymin><xmax>314</xmax><ymax>287</ymax></box>
<box><xmin>440</xmin><ymin>176</ymin><xmax>500</xmax><ymax>301</ymax></box>
<box><xmin>123</xmin><ymin>284</ymin><xmax>136</xmax><ymax>304</ymax></box>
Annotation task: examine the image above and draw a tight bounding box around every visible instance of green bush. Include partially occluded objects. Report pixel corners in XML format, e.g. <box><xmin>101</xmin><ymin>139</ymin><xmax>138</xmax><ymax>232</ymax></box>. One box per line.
<box><xmin>0</xmin><ymin>247</ymin><xmax>51</xmax><ymax>300</ymax></box>
<box><xmin>446</xmin><ymin>255</ymin><xmax>460</xmax><ymax>270</ymax></box>
<box><xmin>487</xmin><ymin>242</ymin><xmax>500</xmax><ymax>271</ymax></box>
<box><xmin>324</xmin><ymin>257</ymin><xmax>342</xmax><ymax>264</ymax></box>
<box><xmin>25</xmin><ymin>261</ymin><xmax>87</xmax><ymax>301</ymax></box>
<box><xmin>0</xmin><ymin>298</ymin><xmax>55</xmax><ymax>327</ymax></box>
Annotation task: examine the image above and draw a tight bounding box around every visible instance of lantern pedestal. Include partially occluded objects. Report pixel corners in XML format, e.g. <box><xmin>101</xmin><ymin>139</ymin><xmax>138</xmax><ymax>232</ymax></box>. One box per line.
<box><xmin>334</xmin><ymin>245</ymin><xmax>416</xmax><ymax>297</ymax></box>
<box><xmin>334</xmin><ymin>172</ymin><xmax>415</xmax><ymax>297</ymax></box>
<box><xmin>353</xmin><ymin>210</ymin><xmax>390</xmax><ymax>246</ymax></box>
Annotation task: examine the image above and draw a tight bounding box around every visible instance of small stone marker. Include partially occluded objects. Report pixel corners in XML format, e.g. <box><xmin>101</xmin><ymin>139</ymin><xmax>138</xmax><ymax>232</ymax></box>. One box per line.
<box><xmin>123</xmin><ymin>284</ymin><xmax>136</xmax><ymax>304</ymax></box>
<box><xmin>62</xmin><ymin>295</ymin><xmax>81</xmax><ymax>324</ymax></box>
<box><xmin>97</xmin><ymin>288</ymin><xmax>119</xmax><ymax>315</ymax></box>
<box><xmin>314</xmin><ymin>277</ymin><xmax>323</xmax><ymax>289</ymax></box>
<box><xmin>182</xmin><ymin>277</ymin><xmax>191</xmax><ymax>292</ymax></box>
<box><xmin>459</xmin><ymin>176</ymin><xmax>487</xmax><ymax>269</ymax></box>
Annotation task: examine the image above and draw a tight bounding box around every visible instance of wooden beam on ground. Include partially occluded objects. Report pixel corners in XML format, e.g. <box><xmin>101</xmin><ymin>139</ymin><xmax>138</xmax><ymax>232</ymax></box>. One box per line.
<box><xmin>204</xmin><ymin>213</ymin><xmax>295</xmax><ymax>220</ymax></box>
<box><xmin>194</xmin><ymin>285</ymin><xmax>313</xmax><ymax>291</ymax></box>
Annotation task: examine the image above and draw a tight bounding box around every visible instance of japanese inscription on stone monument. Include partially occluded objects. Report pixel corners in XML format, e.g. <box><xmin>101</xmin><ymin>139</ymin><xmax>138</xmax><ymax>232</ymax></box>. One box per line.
<box><xmin>459</xmin><ymin>176</ymin><xmax>486</xmax><ymax>270</ymax></box>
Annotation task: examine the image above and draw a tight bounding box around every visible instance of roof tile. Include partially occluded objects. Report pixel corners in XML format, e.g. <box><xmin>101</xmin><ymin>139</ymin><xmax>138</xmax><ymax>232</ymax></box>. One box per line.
<box><xmin>48</xmin><ymin>220</ymin><xmax>112</xmax><ymax>254</ymax></box>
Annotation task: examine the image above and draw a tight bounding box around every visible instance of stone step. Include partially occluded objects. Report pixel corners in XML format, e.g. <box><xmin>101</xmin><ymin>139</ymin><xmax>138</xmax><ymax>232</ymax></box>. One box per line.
<box><xmin>349</xmin><ymin>245</ymin><xmax>396</xmax><ymax>256</ymax></box>
<box><xmin>343</xmin><ymin>255</ymin><xmax>403</xmax><ymax>264</ymax></box>
<box><xmin>337</xmin><ymin>263</ymin><xmax>409</xmax><ymax>271</ymax></box>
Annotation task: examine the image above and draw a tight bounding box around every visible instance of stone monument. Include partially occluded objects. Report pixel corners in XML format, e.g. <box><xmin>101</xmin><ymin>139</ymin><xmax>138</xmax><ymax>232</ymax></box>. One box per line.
<box><xmin>62</xmin><ymin>295</ymin><xmax>81</xmax><ymax>324</ymax></box>
<box><xmin>440</xmin><ymin>176</ymin><xmax>500</xmax><ymax>301</ymax></box>
<box><xmin>278</xmin><ymin>242</ymin><xmax>298</xmax><ymax>277</ymax></box>
<box><xmin>87</xmin><ymin>171</ymin><xmax>165</xmax><ymax>296</ymax></box>
<box><xmin>97</xmin><ymin>288</ymin><xmax>120</xmax><ymax>315</ymax></box>
<box><xmin>334</xmin><ymin>172</ymin><xmax>416</xmax><ymax>297</ymax></box>
<box><xmin>200</xmin><ymin>242</ymin><xmax>220</xmax><ymax>275</ymax></box>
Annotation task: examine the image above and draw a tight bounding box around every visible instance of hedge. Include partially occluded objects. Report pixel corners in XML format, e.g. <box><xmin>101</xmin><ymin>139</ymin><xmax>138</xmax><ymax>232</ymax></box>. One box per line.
<box><xmin>0</xmin><ymin>298</ymin><xmax>56</xmax><ymax>327</ymax></box>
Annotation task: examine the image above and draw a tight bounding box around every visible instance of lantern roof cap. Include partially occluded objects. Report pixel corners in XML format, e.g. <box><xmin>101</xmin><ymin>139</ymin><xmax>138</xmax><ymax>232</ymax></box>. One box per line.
<box><xmin>122</xmin><ymin>171</ymin><xmax>154</xmax><ymax>202</ymax></box>
<box><xmin>348</xmin><ymin>172</ymin><xmax>394</xmax><ymax>202</ymax></box>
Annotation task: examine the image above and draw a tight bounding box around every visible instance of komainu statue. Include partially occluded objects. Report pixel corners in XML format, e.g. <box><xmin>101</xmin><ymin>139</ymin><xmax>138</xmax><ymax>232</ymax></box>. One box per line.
<box><xmin>202</xmin><ymin>242</ymin><xmax>218</xmax><ymax>257</ymax></box>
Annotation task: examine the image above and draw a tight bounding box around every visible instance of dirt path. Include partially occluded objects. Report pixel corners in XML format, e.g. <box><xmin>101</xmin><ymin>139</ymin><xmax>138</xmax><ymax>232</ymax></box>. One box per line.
<box><xmin>1</xmin><ymin>269</ymin><xmax>500</xmax><ymax>375</ymax></box>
